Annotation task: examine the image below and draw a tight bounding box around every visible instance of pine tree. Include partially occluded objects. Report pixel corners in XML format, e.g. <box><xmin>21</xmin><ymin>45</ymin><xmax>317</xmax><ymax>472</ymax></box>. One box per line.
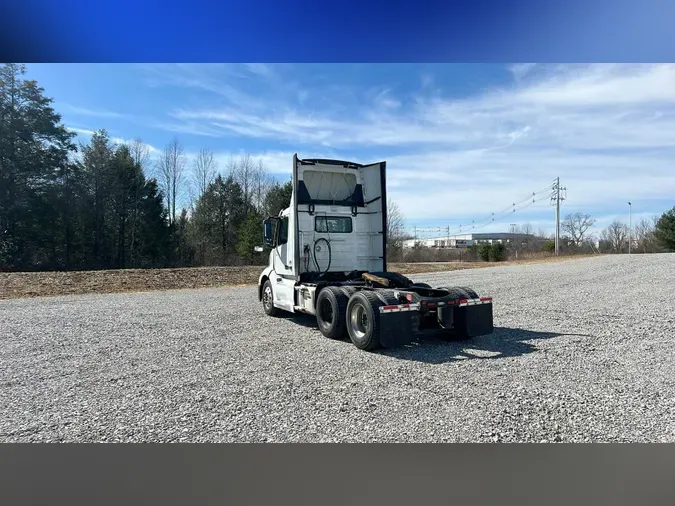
<box><xmin>655</xmin><ymin>206</ymin><xmax>675</xmax><ymax>251</ymax></box>
<box><xmin>0</xmin><ymin>63</ymin><xmax>76</xmax><ymax>269</ymax></box>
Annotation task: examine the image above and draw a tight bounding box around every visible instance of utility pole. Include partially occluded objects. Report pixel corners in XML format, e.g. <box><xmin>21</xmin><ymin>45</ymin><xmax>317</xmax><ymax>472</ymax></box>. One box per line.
<box><xmin>551</xmin><ymin>177</ymin><xmax>566</xmax><ymax>256</ymax></box>
<box><xmin>628</xmin><ymin>202</ymin><xmax>632</xmax><ymax>255</ymax></box>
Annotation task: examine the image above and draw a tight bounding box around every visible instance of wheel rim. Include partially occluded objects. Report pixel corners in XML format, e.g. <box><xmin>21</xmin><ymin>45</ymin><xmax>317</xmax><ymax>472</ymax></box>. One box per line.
<box><xmin>263</xmin><ymin>285</ymin><xmax>272</xmax><ymax>309</ymax></box>
<box><xmin>319</xmin><ymin>298</ymin><xmax>333</xmax><ymax>324</ymax></box>
<box><xmin>349</xmin><ymin>302</ymin><xmax>368</xmax><ymax>339</ymax></box>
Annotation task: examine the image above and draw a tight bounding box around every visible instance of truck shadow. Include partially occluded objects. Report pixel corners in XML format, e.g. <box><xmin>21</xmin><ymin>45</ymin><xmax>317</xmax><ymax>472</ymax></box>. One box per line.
<box><xmin>285</xmin><ymin>313</ymin><xmax>590</xmax><ymax>364</ymax></box>
<box><xmin>280</xmin><ymin>314</ymin><xmax>319</xmax><ymax>328</ymax></box>
<box><xmin>379</xmin><ymin>327</ymin><xmax>591</xmax><ymax>364</ymax></box>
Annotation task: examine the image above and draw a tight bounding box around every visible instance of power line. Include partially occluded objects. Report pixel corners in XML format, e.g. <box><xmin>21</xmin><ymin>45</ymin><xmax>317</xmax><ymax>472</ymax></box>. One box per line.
<box><xmin>405</xmin><ymin>181</ymin><xmax>557</xmax><ymax>239</ymax></box>
<box><xmin>551</xmin><ymin>177</ymin><xmax>567</xmax><ymax>256</ymax></box>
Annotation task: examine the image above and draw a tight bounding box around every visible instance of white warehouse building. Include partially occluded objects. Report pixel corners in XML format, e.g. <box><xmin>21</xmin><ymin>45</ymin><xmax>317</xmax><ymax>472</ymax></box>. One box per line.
<box><xmin>402</xmin><ymin>232</ymin><xmax>538</xmax><ymax>249</ymax></box>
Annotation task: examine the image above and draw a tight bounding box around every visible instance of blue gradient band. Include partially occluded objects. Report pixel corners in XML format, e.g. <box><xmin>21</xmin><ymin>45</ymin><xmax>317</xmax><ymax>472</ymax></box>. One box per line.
<box><xmin>2</xmin><ymin>0</ymin><xmax>673</xmax><ymax>61</ymax></box>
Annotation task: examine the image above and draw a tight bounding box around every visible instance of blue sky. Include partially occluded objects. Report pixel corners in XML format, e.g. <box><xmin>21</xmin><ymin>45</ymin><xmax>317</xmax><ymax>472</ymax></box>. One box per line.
<box><xmin>25</xmin><ymin>63</ymin><xmax>675</xmax><ymax>238</ymax></box>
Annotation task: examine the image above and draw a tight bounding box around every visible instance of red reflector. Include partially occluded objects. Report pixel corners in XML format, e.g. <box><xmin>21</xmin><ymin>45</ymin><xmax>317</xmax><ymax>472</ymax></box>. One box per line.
<box><xmin>459</xmin><ymin>299</ymin><xmax>468</xmax><ymax>304</ymax></box>
<box><xmin>382</xmin><ymin>305</ymin><xmax>398</xmax><ymax>310</ymax></box>
<box><xmin>427</xmin><ymin>302</ymin><xmax>436</xmax><ymax>307</ymax></box>
<box><xmin>480</xmin><ymin>297</ymin><xmax>492</xmax><ymax>302</ymax></box>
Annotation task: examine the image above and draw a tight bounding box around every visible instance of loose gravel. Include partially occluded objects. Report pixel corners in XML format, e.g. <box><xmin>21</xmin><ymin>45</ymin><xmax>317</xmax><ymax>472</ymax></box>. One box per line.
<box><xmin>1</xmin><ymin>254</ymin><xmax>674</xmax><ymax>442</ymax></box>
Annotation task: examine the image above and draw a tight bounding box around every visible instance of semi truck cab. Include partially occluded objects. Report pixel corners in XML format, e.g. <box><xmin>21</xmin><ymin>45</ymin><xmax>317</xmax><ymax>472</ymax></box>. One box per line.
<box><xmin>257</xmin><ymin>155</ymin><xmax>494</xmax><ymax>350</ymax></box>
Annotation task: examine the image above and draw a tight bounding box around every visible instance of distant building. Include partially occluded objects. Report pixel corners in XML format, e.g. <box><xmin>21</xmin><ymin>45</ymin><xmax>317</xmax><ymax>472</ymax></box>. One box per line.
<box><xmin>402</xmin><ymin>232</ymin><xmax>541</xmax><ymax>249</ymax></box>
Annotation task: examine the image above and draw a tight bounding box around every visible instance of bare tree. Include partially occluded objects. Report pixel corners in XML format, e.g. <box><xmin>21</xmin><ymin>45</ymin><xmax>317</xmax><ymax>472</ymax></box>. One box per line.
<box><xmin>128</xmin><ymin>139</ymin><xmax>151</xmax><ymax>174</ymax></box>
<box><xmin>536</xmin><ymin>227</ymin><xmax>551</xmax><ymax>239</ymax></box>
<box><xmin>562</xmin><ymin>212</ymin><xmax>596</xmax><ymax>246</ymax></box>
<box><xmin>192</xmin><ymin>147</ymin><xmax>217</xmax><ymax>201</ymax></box>
<box><xmin>386</xmin><ymin>200</ymin><xmax>406</xmax><ymax>260</ymax></box>
<box><xmin>250</xmin><ymin>159</ymin><xmax>274</xmax><ymax>212</ymax></box>
<box><xmin>126</xmin><ymin>139</ymin><xmax>151</xmax><ymax>267</ymax></box>
<box><xmin>601</xmin><ymin>220</ymin><xmax>629</xmax><ymax>253</ymax></box>
<box><xmin>228</xmin><ymin>153</ymin><xmax>255</xmax><ymax>208</ymax></box>
<box><xmin>156</xmin><ymin>138</ymin><xmax>187</xmax><ymax>225</ymax></box>
<box><xmin>633</xmin><ymin>216</ymin><xmax>661</xmax><ymax>253</ymax></box>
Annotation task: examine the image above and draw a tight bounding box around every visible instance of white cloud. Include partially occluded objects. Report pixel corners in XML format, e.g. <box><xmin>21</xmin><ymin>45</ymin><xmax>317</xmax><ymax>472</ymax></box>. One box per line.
<box><xmin>60</xmin><ymin>103</ymin><xmax>126</xmax><ymax>119</ymax></box>
<box><xmin>507</xmin><ymin>63</ymin><xmax>536</xmax><ymax>81</ymax></box>
<box><xmin>137</xmin><ymin>63</ymin><xmax>675</xmax><ymax>232</ymax></box>
<box><xmin>66</xmin><ymin>126</ymin><xmax>159</xmax><ymax>154</ymax></box>
<box><xmin>158</xmin><ymin>64</ymin><xmax>675</xmax><ymax>151</ymax></box>
<box><xmin>243</xmin><ymin>63</ymin><xmax>274</xmax><ymax>79</ymax></box>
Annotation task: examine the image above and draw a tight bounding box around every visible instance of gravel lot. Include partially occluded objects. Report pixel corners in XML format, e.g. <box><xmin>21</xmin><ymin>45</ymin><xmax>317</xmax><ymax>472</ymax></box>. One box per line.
<box><xmin>2</xmin><ymin>254</ymin><xmax>674</xmax><ymax>442</ymax></box>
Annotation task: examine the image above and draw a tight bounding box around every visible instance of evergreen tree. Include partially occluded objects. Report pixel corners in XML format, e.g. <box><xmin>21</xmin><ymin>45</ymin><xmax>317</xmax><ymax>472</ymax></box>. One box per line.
<box><xmin>80</xmin><ymin>130</ymin><xmax>115</xmax><ymax>268</ymax></box>
<box><xmin>655</xmin><ymin>206</ymin><xmax>675</xmax><ymax>251</ymax></box>
<box><xmin>135</xmin><ymin>179</ymin><xmax>171</xmax><ymax>268</ymax></box>
<box><xmin>236</xmin><ymin>210</ymin><xmax>265</xmax><ymax>264</ymax></box>
<box><xmin>0</xmin><ymin>63</ymin><xmax>76</xmax><ymax>269</ymax></box>
<box><xmin>263</xmin><ymin>179</ymin><xmax>292</xmax><ymax>217</ymax></box>
<box><xmin>191</xmin><ymin>175</ymin><xmax>246</xmax><ymax>265</ymax></box>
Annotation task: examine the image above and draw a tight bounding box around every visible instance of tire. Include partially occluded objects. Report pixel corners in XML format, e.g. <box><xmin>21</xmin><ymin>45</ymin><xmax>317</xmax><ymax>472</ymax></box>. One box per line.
<box><xmin>346</xmin><ymin>291</ymin><xmax>385</xmax><ymax>351</ymax></box>
<box><xmin>261</xmin><ymin>279</ymin><xmax>280</xmax><ymax>316</ymax></box>
<box><xmin>458</xmin><ymin>286</ymin><xmax>479</xmax><ymax>299</ymax></box>
<box><xmin>437</xmin><ymin>286</ymin><xmax>469</xmax><ymax>300</ymax></box>
<box><xmin>316</xmin><ymin>287</ymin><xmax>349</xmax><ymax>339</ymax></box>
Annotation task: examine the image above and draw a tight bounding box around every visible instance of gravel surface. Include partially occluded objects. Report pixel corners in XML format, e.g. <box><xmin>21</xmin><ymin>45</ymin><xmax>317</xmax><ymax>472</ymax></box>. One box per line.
<box><xmin>2</xmin><ymin>254</ymin><xmax>674</xmax><ymax>442</ymax></box>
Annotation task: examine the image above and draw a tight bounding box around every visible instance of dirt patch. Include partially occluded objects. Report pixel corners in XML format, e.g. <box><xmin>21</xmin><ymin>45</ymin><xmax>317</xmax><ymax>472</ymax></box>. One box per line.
<box><xmin>0</xmin><ymin>266</ymin><xmax>262</xmax><ymax>300</ymax></box>
<box><xmin>0</xmin><ymin>256</ymin><xmax>598</xmax><ymax>300</ymax></box>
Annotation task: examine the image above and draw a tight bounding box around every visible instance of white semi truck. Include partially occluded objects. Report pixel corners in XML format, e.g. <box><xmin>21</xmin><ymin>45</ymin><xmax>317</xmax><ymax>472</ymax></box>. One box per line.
<box><xmin>256</xmin><ymin>155</ymin><xmax>494</xmax><ymax>350</ymax></box>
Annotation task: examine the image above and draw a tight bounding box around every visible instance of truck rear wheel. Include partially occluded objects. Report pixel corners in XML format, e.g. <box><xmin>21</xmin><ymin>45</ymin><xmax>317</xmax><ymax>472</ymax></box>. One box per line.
<box><xmin>346</xmin><ymin>291</ymin><xmax>384</xmax><ymax>351</ymax></box>
<box><xmin>457</xmin><ymin>286</ymin><xmax>479</xmax><ymax>299</ymax></box>
<box><xmin>261</xmin><ymin>279</ymin><xmax>280</xmax><ymax>316</ymax></box>
<box><xmin>437</xmin><ymin>286</ymin><xmax>468</xmax><ymax>300</ymax></box>
<box><xmin>316</xmin><ymin>287</ymin><xmax>349</xmax><ymax>340</ymax></box>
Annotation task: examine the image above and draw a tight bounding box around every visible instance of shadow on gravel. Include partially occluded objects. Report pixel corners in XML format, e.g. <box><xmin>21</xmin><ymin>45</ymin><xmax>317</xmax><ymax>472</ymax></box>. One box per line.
<box><xmin>379</xmin><ymin>327</ymin><xmax>591</xmax><ymax>364</ymax></box>
<box><xmin>279</xmin><ymin>313</ymin><xmax>319</xmax><ymax>329</ymax></box>
<box><xmin>283</xmin><ymin>313</ymin><xmax>590</xmax><ymax>364</ymax></box>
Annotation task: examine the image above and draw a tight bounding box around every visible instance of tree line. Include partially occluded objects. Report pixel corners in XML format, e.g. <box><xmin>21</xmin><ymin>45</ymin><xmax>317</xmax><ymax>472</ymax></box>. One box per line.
<box><xmin>2</xmin><ymin>63</ymin><xmax>674</xmax><ymax>272</ymax></box>
<box><xmin>0</xmin><ymin>63</ymin><xmax>292</xmax><ymax>272</ymax></box>
<box><xmin>557</xmin><ymin>211</ymin><xmax>675</xmax><ymax>254</ymax></box>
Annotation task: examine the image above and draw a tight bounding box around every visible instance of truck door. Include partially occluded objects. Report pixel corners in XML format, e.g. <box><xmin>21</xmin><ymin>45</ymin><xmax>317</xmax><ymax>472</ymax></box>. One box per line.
<box><xmin>272</xmin><ymin>214</ymin><xmax>296</xmax><ymax>309</ymax></box>
<box><xmin>359</xmin><ymin>161</ymin><xmax>387</xmax><ymax>272</ymax></box>
<box><xmin>273</xmin><ymin>215</ymin><xmax>292</xmax><ymax>275</ymax></box>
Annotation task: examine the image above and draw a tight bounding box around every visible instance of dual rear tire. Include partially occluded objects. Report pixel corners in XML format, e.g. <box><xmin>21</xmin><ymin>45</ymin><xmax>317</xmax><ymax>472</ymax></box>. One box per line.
<box><xmin>316</xmin><ymin>288</ymin><xmax>385</xmax><ymax>351</ymax></box>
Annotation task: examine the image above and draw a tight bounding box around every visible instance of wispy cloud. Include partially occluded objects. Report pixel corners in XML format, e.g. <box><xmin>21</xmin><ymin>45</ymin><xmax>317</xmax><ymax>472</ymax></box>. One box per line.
<box><xmin>137</xmin><ymin>63</ymin><xmax>675</xmax><ymax>230</ymax></box>
<box><xmin>507</xmin><ymin>63</ymin><xmax>536</xmax><ymax>81</ymax></box>
<box><xmin>243</xmin><ymin>63</ymin><xmax>275</xmax><ymax>79</ymax></box>
<box><xmin>60</xmin><ymin>103</ymin><xmax>127</xmax><ymax>119</ymax></box>
<box><xmin>66</xmin><ymin>126</ymin><xmax>159</xmax><ymax>154</ymax></box>
<box><xmin>154</xmin><ymin>64</ymin><xmax>675</xmax><ymax>150</ymax></box>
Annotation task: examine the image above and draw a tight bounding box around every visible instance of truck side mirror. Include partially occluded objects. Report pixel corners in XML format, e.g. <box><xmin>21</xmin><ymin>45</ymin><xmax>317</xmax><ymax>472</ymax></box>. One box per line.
<box><xmin>263</xmin><ymin>218</ymin><xmax>276</xmax><ymax>247</ymax></box>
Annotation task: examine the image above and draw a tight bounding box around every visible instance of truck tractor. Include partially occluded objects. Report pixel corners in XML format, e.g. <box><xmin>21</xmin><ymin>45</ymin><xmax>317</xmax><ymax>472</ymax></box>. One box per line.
<box><xmin>256</xmin><ymin>155</ymin><xmax>494</xmax><ymax>351</ymax></box>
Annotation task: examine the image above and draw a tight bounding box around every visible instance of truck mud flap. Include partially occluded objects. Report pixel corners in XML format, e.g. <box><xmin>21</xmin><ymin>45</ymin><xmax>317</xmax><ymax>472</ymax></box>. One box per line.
<box><xmin>453</xmin><ymin>299</ymin><xmax>494</xmax><ymax>338</ymax></box>
<box><xmin>378</xmin><ymin>304</ymin><xmax>419</xmax><ymax>348</ymax></box>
